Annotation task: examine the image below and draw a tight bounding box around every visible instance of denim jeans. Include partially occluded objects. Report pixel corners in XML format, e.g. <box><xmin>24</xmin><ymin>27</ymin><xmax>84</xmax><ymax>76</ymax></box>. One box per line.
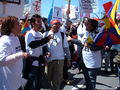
<box><xmin>29</xmin><ymin>66</ymin><xmax>44</xmax><ymax>90</ymax></box>
<box><xmin>83</xmin><ymin>66</ymin><xmax>100</xmax><ymax>90</ymax></box>
<box><xmin>77</xmin><ymin>45</ymin><xmax>84</xmax><ymax>70</ymax></box>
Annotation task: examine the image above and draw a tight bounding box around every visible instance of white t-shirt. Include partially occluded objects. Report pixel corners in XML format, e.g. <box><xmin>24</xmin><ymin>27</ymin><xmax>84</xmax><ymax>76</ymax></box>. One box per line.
<box><xmin>0</xmin><ymin>34</ymin><xmax>23</xmax><ymax>90</ymax></box>
<box><xmin>81</xmin><ymin>31</ymin><xmax>102</xmax><ymax>68</ymax></box>
<box><xmin>25</xmin><ymin>29</ymin><xmax>44</xmax><ymax>66</ymax></box>
<box><xmin>77</xmin><ymin>23</ymin><xmax>87</xmax><ymax>42</ymax></box>
<box><xmin>47</xmin><ymin>30</ymin><xmax>69</xmax><ymax>62</ymax></box>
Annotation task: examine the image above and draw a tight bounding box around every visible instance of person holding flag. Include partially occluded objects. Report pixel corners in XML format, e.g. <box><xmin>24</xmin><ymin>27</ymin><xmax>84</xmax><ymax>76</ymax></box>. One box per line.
<box><xmin>81</xmin><ymin>19</ymin><xmax>103</xmax><ymax>90</ymax></box>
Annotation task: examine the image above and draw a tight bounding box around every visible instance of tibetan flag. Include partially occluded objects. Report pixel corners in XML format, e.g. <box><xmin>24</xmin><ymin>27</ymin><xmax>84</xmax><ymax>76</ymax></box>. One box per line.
<box><xmin>103</xmin><ymin>1</ymin><xmax>113</xmax><ymax>15</ymax></box>
<box><xmin>94</xmin><ymin>17</ymin><xmax>120</xmax><ymax>46</ymax></box>
<box><xmin>94</xmin><ymin>26</ymin><xmax>120</xmax><ymax>46</ymax></box>
<box><xmin>21</xmin><ymin>20</ymin><xmax>30</xmax><ymax>35</ymax></box>
<box><xmin>87</xmin><ymin>35</ymin><xmax>94</xmax><ymax>44</ymax></box>
<box><xmin>110</xmin><ymin>0</ymin><xmax>120</xmax><ymax>35</ymax></box>
<box><xmin>102</xmin><ymin>18</ymin><xmax>111</xmax><ymax>30</ymax></box>
<box><xmin>94</xmin><ymin>0</ymin><xmax>120</xmax><ymax>46</ymax></box>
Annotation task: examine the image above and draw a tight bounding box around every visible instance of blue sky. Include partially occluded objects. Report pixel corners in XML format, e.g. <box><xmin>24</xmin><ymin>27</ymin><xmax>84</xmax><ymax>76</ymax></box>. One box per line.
<box><xmin>41</xmin><ymin>0</ymin><xmax>116</xmax><ymax>18</ymax></box>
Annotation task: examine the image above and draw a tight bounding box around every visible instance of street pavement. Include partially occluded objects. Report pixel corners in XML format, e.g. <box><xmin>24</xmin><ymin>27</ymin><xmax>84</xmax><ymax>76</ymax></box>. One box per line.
<box><xmin>62</xmin><ymin>63</ymin><xmax>119</xmax><ymax>90</ymax></box>
<box><xmin>63</xmin><ymin>68</ymin><xmax>119</xmax><ymax>90</ymax></box>
<box><xmin>41</xmin><ymin>63</ymin><xmax>119</xmax><ymax>90</ymax></box>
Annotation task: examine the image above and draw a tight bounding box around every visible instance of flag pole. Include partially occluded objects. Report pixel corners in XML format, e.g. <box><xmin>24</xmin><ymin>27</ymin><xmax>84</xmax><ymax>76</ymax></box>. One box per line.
<box><xmin>67</xmin><ymin>0</ymin><xmax>71</xmax><ymax>11</ymax></box>
<box><xmin>66</xmin><ymin>0</ymin><xmax>71</xmax><ymax>18</ymax></box>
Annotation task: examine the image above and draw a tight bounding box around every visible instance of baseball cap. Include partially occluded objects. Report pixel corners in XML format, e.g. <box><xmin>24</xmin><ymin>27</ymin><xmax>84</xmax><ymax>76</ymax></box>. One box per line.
<box><xmin>50</xmin><ymin>19</ymin><xmax>61</xmax><ymax>26</ymax></box>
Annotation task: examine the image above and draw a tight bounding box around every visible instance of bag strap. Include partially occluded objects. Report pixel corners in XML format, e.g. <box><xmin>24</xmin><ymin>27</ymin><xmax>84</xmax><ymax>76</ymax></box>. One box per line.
<box><xmin>61</xmin><ymin>32</ymin><xmax>64</xmax><ymax>46</ymax></box>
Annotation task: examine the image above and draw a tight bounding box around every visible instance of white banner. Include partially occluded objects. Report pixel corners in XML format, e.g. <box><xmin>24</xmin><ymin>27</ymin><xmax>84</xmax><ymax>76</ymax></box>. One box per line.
<box><xmin>63</xmin><ymin>5</ymin><xmax>78</xmax><ymax>19</ymax></box>
<box><xmin>80</xmin><ymin>0</ymin><xmax>98</xmax><ymax>13</ymax></box>
<box><xmin>30</xmin><ymin>0</ymin><xmax>41</xmax><ymax>17</ymax></box>
<box><xmin>52</xmin><ymin>6</ymin><xmax>62</xmax><ymax>22</ymax></box>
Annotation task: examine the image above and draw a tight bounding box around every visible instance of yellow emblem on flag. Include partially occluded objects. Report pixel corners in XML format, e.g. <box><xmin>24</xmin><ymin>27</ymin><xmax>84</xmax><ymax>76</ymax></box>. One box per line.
<box><xmin>87</xmin><ymin>35</ymin><xmax>94</xmax><ymax>44</ymax></box>
<box><xmin>102</xmin><ymin>18</ymin><xmax>111</xmax><ymax>30</ymax></box>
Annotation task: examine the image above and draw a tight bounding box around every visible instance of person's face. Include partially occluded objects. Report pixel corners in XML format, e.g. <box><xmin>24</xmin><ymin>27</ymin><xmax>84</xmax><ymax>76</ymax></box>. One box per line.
<box><xmin>11</xmin><ymin>20</ymin><xmax>21</xmax><ymax>36</ymax></box>
<box><xmin>33</xmin><ymin>18</ymin><xmax>42</xmax><ymax>31</ymax></box>
<box><xmin>85</xmin><ymin>22</ymin><xmax>94</xmax><ymax>32</ymax></box>
<box><xmin>83</xmin><ymin>19</ymin><xmax>88</xmax><ymax>24</ymax></box>
<box><xmin>51</xmin><ymin>23</ymin><xmax>61</xmax><ymax>33</ymax></box>
<box><xmin>67</xmin><ymin>22</ymin><xmax>72</xmax><ymax>28</ymax></box>
<box><xmin>19</xmin><ymin>20</ymin><xmax>24</xmax><ymax>26</ymax></box>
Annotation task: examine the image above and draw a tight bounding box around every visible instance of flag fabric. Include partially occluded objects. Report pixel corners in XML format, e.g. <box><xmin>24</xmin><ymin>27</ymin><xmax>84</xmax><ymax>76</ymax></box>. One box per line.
<box><xmin>94</xmin><ymin>0</ymin><xmax>120</xmax><ymax>46</ymax></box>
<box><xmin>47</xmin><ymin>8</ymin><xmax>53</xmax><ymax>26</ymax></box>
<box><xmin>102</xmin><ymin>18</ymin><xmax>111</xmax><ymax>29</ymax></box>
<box><xmin>47</xmin><ymin>0</ymin><xmax>54</xmax><ymax>26</ymax></box>
<box><xmin>103</xmin><ymin>1</ymin><xmax>113</xmax><ymax>14</ymax></box>
<box><xmin>21</xmin><ymin>9</ymin><xmax>30</xmax><ymax>36</ymax></box>
<box><xmin>94</xmin><ymin>25</ymin><xmax>120</xmax><ymax>46</ymax></box>
<box><xmin>87</xmin><ymin>35</ymin><xmax>94</xmax><ymax>44</ymax></box>
<box><xmin>21</xmin><ymin>20</ymin><xmax>30</xmax><ymax>35</ymax></box>
<box><xmin>110</xmin><ymin>0</ymin><xmax>120</xmax><ymax>35</ymax></box>
<box><xmin>94</xmin><ymin>17</ymin><xmax>120</xmax><ymax>46</ymax></box>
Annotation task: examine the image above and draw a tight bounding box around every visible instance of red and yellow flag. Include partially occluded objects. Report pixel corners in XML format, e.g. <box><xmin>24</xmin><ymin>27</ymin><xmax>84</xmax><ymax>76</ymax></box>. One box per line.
<box><xmin>110</xmin><ymin>0</ymin><xmax>120</xmax><ymax>35</ymax></box>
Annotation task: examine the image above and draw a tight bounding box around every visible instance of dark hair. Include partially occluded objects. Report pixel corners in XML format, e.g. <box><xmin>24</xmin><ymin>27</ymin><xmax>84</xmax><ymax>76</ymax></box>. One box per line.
<box><xmin>42</xmin><ymin>17</ymin><xmax>47</xmax><ymax>23</ymax></box>
<box><xmin>20</xmin><ymin>18</ymin><xmax>25</xmax><ymax>22</ymax></box>
<box><xmin>1</xmin><ymin>16</ymin><xmax>18</xmax><ymax>35</ymax></box>
<box><xmin>68</xmin><ymin>20</ymin><xmax>72</xmax><ymax>23</ymax></box>
<box><xmin>88</xmin><ymin>19</ymin><xmax>98</xmax><ymax>31</ymax></box>
<box><xmin>30</xmin><ymin>14</ymin><xmax>41</xmax><ymax>27</ymax></box>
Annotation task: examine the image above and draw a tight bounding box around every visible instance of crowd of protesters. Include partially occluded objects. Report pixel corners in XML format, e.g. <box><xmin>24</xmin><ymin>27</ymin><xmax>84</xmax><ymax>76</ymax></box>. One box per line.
<box><xmin>0</xmin><ymin>10</ymin><xmax>120</xmax><ymax>90</ymax></box>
